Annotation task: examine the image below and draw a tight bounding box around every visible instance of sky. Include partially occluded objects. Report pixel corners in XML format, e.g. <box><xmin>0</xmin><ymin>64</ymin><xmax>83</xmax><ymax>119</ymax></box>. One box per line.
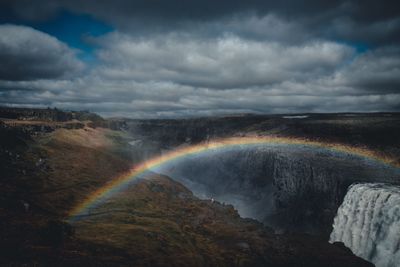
<box><xmin>0</xmin><ymin>1</ymin><xmax>399</xmax><ymax>118</ymax></box>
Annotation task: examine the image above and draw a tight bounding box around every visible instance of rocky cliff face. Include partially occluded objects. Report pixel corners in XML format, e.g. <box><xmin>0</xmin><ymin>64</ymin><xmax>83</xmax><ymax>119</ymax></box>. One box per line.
<box><xmin>153</xmin><ymin>145</ymin><xmax>400</xmax><ymax>236</ymax></box>
<box><xmin>2</xmin><ymin>109</ymin><xmax>399</xmax><ymax>266</ymax></box>
<box><xmin>123</xmin><ymin>113</ymin><xmax>400</xmax><ymax>238</ymax></box>
<box><xmin>73</xmin><ymin>174</ymin><xmax>375</xmax><ymax>267</ymax></box>
<box><xmin>0</xmin><ymin>116</ymin><xmax>375</xmax><ymax>266</ymax></box>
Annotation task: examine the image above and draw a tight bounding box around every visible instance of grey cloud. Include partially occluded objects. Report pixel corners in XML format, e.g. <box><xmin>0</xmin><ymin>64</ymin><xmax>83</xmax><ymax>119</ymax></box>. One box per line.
<box><xmin>94</xmin><ymin>33</ymin><xmax>354</xmax><ymax>89</ymax></box>
<box><xmin>77</xmin><ymin>1</ymin><xmax>400</xmax><ymax>45</ymax></box>
<box><xmin>0</xmin><ymin>1</ymin><xmax>399</xmax><ymax>117</ymax></box>
<box><xmin>0</xmin><ymin>24</ymin><xmax>84</xmax><ymax>82</ymax></box>
<box><xmin>0</xmin><ymin>0</ymin><xmax>345</xmax><ymax>22</ymax></box>
<box><xmin>331</xmin><ymin>47</ymin><xmax>400</xmax><ymax>93</ymax></box>
<box><xmin>1</xmin><ymin>0</ymin><xmax>400</xmax><ymax>45</ymax></box>
<box><xmin>0</xmin><ymin>30</ymin><xmax>398</xmax><ymax>118</ymax></box>
<box><xmin>2</xmin><ymin>73</ymin><xmax>399</xmax><ymax>118</ymax></box>
<box><xmin>328</xmin><ymin>16</ymin><xmax>400</xmax><ymax>45</ymax></box>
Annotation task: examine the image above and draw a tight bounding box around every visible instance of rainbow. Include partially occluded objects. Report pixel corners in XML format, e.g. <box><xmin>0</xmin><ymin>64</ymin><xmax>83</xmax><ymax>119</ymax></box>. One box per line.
<box><xmin>67</xmin><ymin>136</ymin><xmax>398</xmax><ymax>222</ymax></box>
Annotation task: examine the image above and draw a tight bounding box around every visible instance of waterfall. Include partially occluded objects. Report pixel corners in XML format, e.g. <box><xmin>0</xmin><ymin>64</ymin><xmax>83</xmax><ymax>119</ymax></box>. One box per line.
<box><xmin>330</xmin><ymin>183</ymin><xmax>400</xmax><ymax>267</ymax></box>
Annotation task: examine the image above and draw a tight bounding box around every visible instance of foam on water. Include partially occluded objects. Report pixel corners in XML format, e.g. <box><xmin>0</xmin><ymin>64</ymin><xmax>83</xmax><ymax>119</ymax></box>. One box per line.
<box><xmin>330</xmin><ymin>183</ymin><xmax>400</xmax><ymax>267</ymax></box>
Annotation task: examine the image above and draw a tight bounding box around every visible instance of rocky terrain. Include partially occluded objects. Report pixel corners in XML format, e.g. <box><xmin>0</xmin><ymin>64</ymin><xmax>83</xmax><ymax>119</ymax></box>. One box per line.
<box><xmin>2</xmin><ymin>107</ymin><xmax>399</xmax><ymax>266</ymax></box>
<box><xmin>125</xmin><ymin>113</ymin><xmax>400</xmax><ymax>237</ymax></box>
<box><xmin>125</xmin><ymin>113</ymin><xmax>400</xmax><ymax>156</ymax></box>
<box><xmin>155</xmin><ymin>146</ymin><xmax>400</xmax><ymax>236</ymax></box>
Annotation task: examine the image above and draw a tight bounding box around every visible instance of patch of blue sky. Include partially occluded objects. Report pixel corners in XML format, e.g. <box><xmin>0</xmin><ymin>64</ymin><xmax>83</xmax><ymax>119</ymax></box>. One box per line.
<box><xmin>0</xmin><ymin>10</ymin><xmax>113</xmax><ymax>63</ymax></box>
<box><xmin>334</xmin><ymin>40</ymin><xmax>371</xmax><ymax>68</ymax></box>
<box><xmin>33</xmin><ymin>10</ymin><xmax>113</xmax><ymax>62</ymax></box>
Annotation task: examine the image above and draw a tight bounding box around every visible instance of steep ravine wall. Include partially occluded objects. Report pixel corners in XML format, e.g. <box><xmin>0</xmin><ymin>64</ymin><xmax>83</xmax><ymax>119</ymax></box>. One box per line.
<box><xmin>152</xmin><ymin>145</ymin><xmax>400</xmax><ymax>236</ymax></box>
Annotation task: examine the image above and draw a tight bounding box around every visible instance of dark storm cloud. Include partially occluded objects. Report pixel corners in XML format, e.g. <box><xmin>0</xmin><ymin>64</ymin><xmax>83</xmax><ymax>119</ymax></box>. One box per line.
<box><xmin>0</xmin><ymin>24</ymin><xmax>84</xmax><ymax>82</ymax></box>
<box><xmin>94</xmin><ymin>32</ymin><xmax>354</xmax><ymax>89</ymax></box>
<box><xmin>6</xmin><ymin>0</ymin><xmax>397</xmax><ymax>23</ymax></box>
<box><xmin>0</xmin><ymin>0</ymin><xmax>344</xmax><ymax>21</ymax></box>
<box><xmin>3</xmin><ymin>0</ymin><xmax>400</xmax><ymax>44</ymax></box>
<box><xmin>0</xmin><ymin>0</ymin><xmax>399</xmax><ymax>117</ymax></box>
<box><xmin>333</xmin><ymin>47</ymin><xmax>400</xmax><ymax>93</ymax></box>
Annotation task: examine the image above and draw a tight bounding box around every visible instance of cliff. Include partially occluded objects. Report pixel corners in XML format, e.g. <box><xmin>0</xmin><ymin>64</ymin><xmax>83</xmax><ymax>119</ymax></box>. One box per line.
<box><xmin>155</xmin><ymin>146</ymin><xmax>400</xmax><ymax>236</ymax></box>
<box><xmin>0</xmin><ymin>113</ymin><xmax>375</xmax><ymax>266</ymax></box>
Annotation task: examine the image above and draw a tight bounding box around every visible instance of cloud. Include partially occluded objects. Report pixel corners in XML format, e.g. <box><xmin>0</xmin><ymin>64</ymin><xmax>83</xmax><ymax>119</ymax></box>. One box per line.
<box><xmin>0</xmin><ymin>1</ymin><xmax>399</xmax><ymax>117</ymax></box>
<box><xmin>329</xmin><ymin>16</ymin><xmax>400</xmax><ymax>45</ymax></box>
<box><xmin>0</xmin><ymin>24</ymin><xmax>84</xmax><ymax>81</ymax></box>
<box><xmin>2</xmin><ymin>66</ymin><xmax>399</xmax><ymax>118</ymax></box>
<box><xmin>330</xmin><ymin>46</ymin><xmax>400</xmax><ymax>93</ymax></box>
<box><xmin>0</xmin><ymin>30</ymin><xmax>399</xmax><ymax>118</ymax></box>
<box><xmin>94</xmin><ymin>33</ymin><xmax>354</xmax><ymax>89</ymax></box>
<box><xmin>4</xmin><ymin>0</ymin><xmax>400</xmax><ymax>45</ymax></box>
<box><xmin>83</xmin><ymin>0</ymin><xmax>400</xmax><ymax>46</ymax></box>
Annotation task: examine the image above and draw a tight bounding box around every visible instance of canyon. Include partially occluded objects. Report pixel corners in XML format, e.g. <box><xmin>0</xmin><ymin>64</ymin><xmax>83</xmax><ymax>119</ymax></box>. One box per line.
<box><xmin>1</xmin><ymin>108</ymin><xmax>400</xmax><ymax>266</ymax></box>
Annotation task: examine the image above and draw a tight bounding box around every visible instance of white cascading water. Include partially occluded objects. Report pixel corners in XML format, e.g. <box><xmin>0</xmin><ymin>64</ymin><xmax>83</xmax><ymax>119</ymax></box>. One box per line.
<box><xmin>330</xmin><ymin>183</ymin><xmax>400</xmax><ymax>267</ymax></box>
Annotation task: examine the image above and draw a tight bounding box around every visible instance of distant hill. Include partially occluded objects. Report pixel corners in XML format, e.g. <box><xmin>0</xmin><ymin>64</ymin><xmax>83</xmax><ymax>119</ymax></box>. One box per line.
<box><xmin>0</xmin><ymin>106</ymin><xmax>104</xmax><ymax>122</ymax></box>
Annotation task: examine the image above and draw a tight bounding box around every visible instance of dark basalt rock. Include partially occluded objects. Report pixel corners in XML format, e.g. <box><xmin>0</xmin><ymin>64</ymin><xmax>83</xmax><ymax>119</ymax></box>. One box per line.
<box><xmin>156</xmin><ymin>146</ymin><xmax>400</xmax><ymax>237</ymax></box>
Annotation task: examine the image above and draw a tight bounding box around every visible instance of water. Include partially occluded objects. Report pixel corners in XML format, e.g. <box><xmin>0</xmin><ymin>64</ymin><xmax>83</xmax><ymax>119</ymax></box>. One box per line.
<box><xmin>330</xmin><ymin>183</ymin><xmax>400</xmax><ymax>267</ymax></box>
